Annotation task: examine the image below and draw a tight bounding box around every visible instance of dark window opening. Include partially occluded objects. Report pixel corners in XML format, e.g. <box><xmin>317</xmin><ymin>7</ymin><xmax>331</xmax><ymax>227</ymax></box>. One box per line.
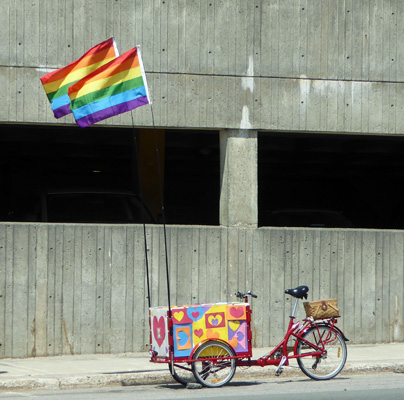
<box><xmin>164</xmin><ymin>130</ymin><xmax>220</xmax><ymax>225</ymax></box>
<box><xmin>259</xmin><ymin>132</ymin><xmax>404</xmax><ymax>229</ymax></box>
<box><xmin>0</xmin><ymin>124</ymin><xmax>220</xmax><ymax>225</ymax></box>
<box><xmin>0</xmin><ymin>124</ymin><xmax>138</xmax><ymax>223</ymax></box>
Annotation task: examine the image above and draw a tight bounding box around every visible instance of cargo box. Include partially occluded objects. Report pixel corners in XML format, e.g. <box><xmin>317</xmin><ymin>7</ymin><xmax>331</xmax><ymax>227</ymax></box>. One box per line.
<box><xmin>149</xmin><ymin>302</ymin><xmax>252</xmax><ymax>362</ymax></box>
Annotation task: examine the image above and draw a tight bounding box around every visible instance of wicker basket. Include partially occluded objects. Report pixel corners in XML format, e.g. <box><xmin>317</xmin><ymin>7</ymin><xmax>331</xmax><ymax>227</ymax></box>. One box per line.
<box><xmin>303</xmin><ymin>298</ymin><xmax>340</xmax><ymax>320</ymax></box>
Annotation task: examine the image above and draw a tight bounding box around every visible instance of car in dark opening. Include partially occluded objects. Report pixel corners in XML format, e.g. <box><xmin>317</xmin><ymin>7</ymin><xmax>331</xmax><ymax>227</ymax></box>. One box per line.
<box><xmin>267</xmin><ymin>209</ymin><xmax>354</xmax><ymax>228</ymax></box>
<box><xmin>40</xmin><ymin>189</ymin><xmax>156</xmax><ymax>224</ymax></box>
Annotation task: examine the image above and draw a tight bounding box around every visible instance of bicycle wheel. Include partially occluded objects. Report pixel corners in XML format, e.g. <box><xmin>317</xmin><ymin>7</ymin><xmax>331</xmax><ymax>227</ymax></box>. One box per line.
<box><xmin>192</xmin><ymin>341</ymin><xmax>236</xmax><ymax>388</ymax></box>
<box><xmin>296</xmin><ymin>325</ymin><xmax>347</xmax><ymax>380</ymax></box>
<box><xmin>168</xmin><ymin>362</ymin><xmax>196</xmax><ymax>385</ymax></box>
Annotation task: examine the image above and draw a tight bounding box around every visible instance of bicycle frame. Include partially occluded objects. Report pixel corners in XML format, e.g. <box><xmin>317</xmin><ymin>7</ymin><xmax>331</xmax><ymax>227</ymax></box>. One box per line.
<box><xmin>236</xmin><ymin>297</ymin><xmax>340</xmax><ymax>368</ymax></box>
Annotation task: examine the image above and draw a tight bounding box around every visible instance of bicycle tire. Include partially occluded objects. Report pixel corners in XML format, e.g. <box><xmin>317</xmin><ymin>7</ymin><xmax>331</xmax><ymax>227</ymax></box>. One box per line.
<box><xmin>296</xmin><ymin>325</ymin><xmax>347</xmax><ymax>380</ymax></box>
<box><xmin>191</xmin><ymin>341</ymin><xmax>236</xmax><ymax>388</ymax></box>
<box><xmin>168</xmin><ymin>362</ymin><xmax>196</xmax><ymax>385</ymax></box>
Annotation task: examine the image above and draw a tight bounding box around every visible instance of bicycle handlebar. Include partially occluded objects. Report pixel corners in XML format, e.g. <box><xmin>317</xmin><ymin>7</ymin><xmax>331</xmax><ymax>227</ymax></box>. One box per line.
<box><xmin>235</xmin><ymin>290</ymin><xmax>258</xmax><ymax>299</ymax></box>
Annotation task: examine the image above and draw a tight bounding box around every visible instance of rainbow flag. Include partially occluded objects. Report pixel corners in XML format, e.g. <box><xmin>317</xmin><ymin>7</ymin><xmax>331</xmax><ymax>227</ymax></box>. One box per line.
<box><xmin>68</xmin><ymin>46</ymin><xmax>151</xmax><ymax>128</ymax></box>
<box><xmin>40</xmin><ymin>38</ymin><xmax>119</xmax><ymax>118</ymax></box>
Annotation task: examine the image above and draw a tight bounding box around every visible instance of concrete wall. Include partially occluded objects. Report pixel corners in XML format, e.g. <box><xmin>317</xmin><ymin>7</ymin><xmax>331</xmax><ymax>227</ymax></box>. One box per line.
<box><xmin>1</xmin><ymin>223</ymin><xmax>403</xmax><ymax>358</ymax></box>
<box><xmin>1</xmin><ymin>0</ymin><xmax>404</xmax><ymax>358</ymax></box>
<box><xmin>1</xmin><ymin>0</ymin><xmax>404</xmax><ymax>134</ymax></box>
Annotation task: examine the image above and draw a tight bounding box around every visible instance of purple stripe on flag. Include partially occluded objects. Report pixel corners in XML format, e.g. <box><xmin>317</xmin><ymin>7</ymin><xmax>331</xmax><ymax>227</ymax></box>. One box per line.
<box><xmin>75</xmin><ymin>96</ymin><xmax>149</xmax><ymax>128</ymax></box>
<box><xmin>53</xmin><ymin>104</ymin><xmax>71</xmax><ymax>119</ymax></box>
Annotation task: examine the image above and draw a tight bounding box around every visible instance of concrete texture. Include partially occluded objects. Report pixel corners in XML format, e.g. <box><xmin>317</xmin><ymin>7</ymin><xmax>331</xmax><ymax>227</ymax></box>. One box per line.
<box><xmin>220</xmin><ymin>130</ymin><xmax>258</xmax><ymax>228</ymax></box>
<box><xmin>1</xmin><ymin>223</ymin><xmax>404</xmax><ymax>358</ymax></box>
<box><xmin>0</xmin><ymin>343</ymin><xmax>403</xmax><ymax>391</ymax></box>
<box><xmin>2</xmin><ymin>1</ymin><xmax>404</xmax><ymax>134</ymax></box>
<box><xmin>1</xmin><ymin>0</ymin><xmax>404</xmax><ymax>360</ymax></box>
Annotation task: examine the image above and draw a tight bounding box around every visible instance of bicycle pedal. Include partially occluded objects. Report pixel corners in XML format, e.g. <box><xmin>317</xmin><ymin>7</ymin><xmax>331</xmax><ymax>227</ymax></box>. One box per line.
<box><xmin>275</xmin><ymin>368</ymin><xmax>284</xmax><ymax>377</ymax></box>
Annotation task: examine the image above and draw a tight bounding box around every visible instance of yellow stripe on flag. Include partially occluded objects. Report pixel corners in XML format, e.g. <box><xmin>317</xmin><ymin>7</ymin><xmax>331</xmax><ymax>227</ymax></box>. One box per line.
<box><xmin>70</xmin><ymin>66</ymin><xmax>142</xmax><ymax>101</ymax></box>
<box><xmin>42</xmin><ymin>57</ymin><xmax>116</xmax><ymax>94</ymax></box>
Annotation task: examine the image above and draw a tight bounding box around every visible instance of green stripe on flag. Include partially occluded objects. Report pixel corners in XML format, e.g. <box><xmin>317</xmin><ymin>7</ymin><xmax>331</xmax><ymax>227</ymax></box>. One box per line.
<box><xmin>47</xmin><ymin>81</ymin><xmax>76</xmax><ymax>102</ymax></box>
<box><xmin>70</xmin><ymin>76</ymin><xmax>145</xmax><ymax>110</ymax></box>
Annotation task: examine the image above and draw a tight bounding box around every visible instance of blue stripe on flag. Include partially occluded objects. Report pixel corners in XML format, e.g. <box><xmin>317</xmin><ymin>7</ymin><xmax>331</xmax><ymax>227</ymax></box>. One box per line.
<box><xmin>72</xmin><ymin>86</ymin><xmax>147</xmax><ymax>120</ymax></box>
<box><xmin>51</xmin><ymin>94</ymin><xmax>71</xmax><ymax>111</ymax></box>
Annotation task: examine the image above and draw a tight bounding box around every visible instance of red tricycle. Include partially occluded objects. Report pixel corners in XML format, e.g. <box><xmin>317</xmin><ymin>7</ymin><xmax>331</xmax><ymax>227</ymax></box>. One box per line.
<box><xmin>149</xmin><ymin>285</ymin><xmax>348</xmax><ymax>388</ymax></box>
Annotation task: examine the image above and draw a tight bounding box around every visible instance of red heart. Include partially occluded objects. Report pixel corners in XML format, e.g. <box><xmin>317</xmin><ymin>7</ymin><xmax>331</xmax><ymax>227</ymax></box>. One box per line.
<box><xmin>153</xmin><ymin>316</ymin><xmax>166</xmax><ymax>347</ymax></box>
<box><xmin>195</xmin><ymin>329</ymin><xmax>203</xmax><ymax>338</ymax></box>
<box><xmin>230</xmin><ymin>306</ymin><xmax>244</xmax><ymax>318</ymax></box>
<box><xmin>192</xmin><ymin>311</ymin><xmax>199</xmax><ymax>319</ymax></box>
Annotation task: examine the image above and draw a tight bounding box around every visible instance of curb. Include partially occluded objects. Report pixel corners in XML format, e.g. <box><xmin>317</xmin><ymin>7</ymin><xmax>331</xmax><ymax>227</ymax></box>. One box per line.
<box><xmin>0</xmin><ymin>363</ymin><xmax>403</xmax><ymax>392</ymax></box>
<box><xmin>0</xmin><ymin>370</ymin><xmax>173</xmax><ymax>392</ymax></box>
<box><xmin>232</xmin><ymin>362</ymin><xmax>404</xmax><ymax>380</ymax></box>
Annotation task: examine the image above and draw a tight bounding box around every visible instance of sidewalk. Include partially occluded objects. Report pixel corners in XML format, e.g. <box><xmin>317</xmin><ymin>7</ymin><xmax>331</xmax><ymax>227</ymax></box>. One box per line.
<box><xmin>0</xmin><ymin>343</ymin><xmax>403</xmax><ymax>391</ymax></box>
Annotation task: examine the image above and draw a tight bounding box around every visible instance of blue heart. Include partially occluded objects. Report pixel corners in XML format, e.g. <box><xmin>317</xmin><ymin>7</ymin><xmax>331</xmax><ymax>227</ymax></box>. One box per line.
<box><xmin>178</xmin><ymin>330</ymin><xmax>190</xmax><ymax>346</ymax></box>
<box><xmin>187</xmin><ymin>306</ymin><xmax>204</xmax><ymax>321</ymax></box>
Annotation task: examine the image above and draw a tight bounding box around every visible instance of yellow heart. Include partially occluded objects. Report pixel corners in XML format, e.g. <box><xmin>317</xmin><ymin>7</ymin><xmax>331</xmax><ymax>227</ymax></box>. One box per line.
<box><xmin>229</xmin><ymin>320</ymin><xmax>240</xmax><ymax>332</ymax></box>
<box><xmin>174</xmin><ymin>311</ymin><xmax>184</xmax><ymax>322</ymax></box>
<box><xmin>208</xmin><ymin>314</ymin><xmax>223</xmax><ymax>326</ymax></box>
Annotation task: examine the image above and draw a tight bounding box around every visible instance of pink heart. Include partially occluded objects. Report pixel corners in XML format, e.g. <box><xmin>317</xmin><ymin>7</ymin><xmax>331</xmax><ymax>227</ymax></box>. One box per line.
<box><xmin>192</xmin><ymin>311</ymin><xmax>199</xmax><ymax>319</ymax></box>
<box><xmin>195</xmin><ymin>329</ymin><xmax>203</xmax><ymax>338</ymax></box>
<box><xmin>230</xmin><ymin>306</ymin><xmax>244</xmax><ymax>318</ymax></box>
<box><xmin>153</xmin><ymin>316</ymin><xmax>166</xmax><ymax>347</ymax></box>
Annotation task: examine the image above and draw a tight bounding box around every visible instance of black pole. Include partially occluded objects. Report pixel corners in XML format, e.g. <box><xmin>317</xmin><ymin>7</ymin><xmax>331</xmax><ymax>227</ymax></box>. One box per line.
<box><xmin>150</xmin><ymin>107</ymin><xmax>172</xmax><ymax>317</ymax></box>
<box><xmin>131</xmin><ymin>114</ymin><xmax>151</xmax><ymax>309</ymax></box>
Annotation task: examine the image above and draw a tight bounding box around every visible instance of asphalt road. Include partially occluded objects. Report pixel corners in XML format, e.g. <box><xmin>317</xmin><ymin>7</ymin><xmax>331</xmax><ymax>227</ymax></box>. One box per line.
<box><xmin>1</xmin><ymin>373</ymin><xmax>404</xmax><ymax>400</ymax></box>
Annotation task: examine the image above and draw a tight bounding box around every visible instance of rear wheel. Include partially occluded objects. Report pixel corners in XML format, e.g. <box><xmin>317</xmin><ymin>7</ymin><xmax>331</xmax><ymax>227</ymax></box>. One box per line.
<box><xmin>168</xmin><ymin>362</ymin><xmax>195</xmax><ymax>385</ymax></box>
<box><xmin>192</xmin><ymin>341</ymin><xmax>236</xmax><ymax>388</ymax></box>
<box><xmin>296</xmin><ymin>325</ymin><xmax>347</xmax><ymax>380</ymax></box>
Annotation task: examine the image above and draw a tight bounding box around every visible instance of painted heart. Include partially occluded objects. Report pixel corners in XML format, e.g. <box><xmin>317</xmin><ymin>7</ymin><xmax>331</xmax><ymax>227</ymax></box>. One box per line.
<box><xmin>194</xmin><ymin>329</ymin><xmax>203</xmax><ymax>338</ymax></box>
<box><xmin>174</xmin><ymin>311</ymin><xmax>184</xmax><ymax>322</ymax></box>
<box><xmin>236</xmin><ymin>330</ymin><xmax>247</xmax><ymax>350</ymax></box>
<box><xmin>229</xmin><ymin>320</ymin><xmax>240</xmax><ymax>331</ymax></box>
<box><xmin>187</xmin><ymin>306</ymin><xmax>204</xmax><ymax>321</ymax></box>
<box><xmin>208</xmin><ymin>314</ymin><xmax>223</xmax><ymax>326</ymax></box>
<box><xmin>230</xmin><ymin>306</ymin><xmax>244</xmax><ymax>318</ymax></box>
<box><xmin>153</xmin><ymin>316</ymin><xmax>166</xmax><ymax>347</ymax></box>
<box><xmin>206</xmin><ymin>329</ymin><xmax>220</xmax><ymax>339</ymax></box>
<box><xmin>177</xmin><ymin>330</ymin><xmax>190</xmax><ymax>347</ymax></box>
<box><xmin>229</xmin><ymin>337</ymin><xmax>238</xmax><ymax>348</ymax></box>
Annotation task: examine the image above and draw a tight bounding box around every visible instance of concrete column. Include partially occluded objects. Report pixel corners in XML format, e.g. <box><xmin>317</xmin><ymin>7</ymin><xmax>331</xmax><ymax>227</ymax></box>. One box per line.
<box><xmin>220</xmin><ymin>129</ymin><xmax>258</xmax><ymax>228</ymax></box>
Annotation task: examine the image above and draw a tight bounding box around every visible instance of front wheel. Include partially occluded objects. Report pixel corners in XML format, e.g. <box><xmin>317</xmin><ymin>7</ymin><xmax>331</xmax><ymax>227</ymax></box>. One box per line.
<box><xmin>192</xmin><ymin>341</ymin><xmax>236</xmax><ymax>388</ymax></box>
<box><xmin>296</xmin><ymin>325</ymin><xmax>347</xmax><ymax>380</ymax></box>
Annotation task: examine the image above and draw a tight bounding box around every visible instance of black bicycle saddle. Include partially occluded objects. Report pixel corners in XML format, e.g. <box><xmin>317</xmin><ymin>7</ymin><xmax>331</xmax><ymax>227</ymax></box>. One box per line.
<box><xmin>284</xmin><ymin>285</ymin><xmax>309</xmax><ymax>299</ymax></box>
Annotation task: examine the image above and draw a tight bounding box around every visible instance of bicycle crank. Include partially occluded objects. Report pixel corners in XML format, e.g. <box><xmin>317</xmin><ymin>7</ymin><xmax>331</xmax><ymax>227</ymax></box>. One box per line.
<box><xmin>275</xmin><ymin>356</ymin><xmax>287</xmax><ymax>376</ymax></box>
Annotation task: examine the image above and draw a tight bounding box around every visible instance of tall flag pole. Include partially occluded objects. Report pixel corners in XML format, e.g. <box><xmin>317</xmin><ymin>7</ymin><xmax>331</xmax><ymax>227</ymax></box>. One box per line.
<box><xmin>40</xmin><ymin>38</ymin><xmax>119</xmax><ymax>118</ymax></box>
<box><xmin>68</xmin><ymin>46</ymin><xmax>151</xmax><ymax>128</ymax></box>
<box><xmin>40</xmin><ymin>41</ymin><xmax>171</xmax><ymax>317</ymax></box>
